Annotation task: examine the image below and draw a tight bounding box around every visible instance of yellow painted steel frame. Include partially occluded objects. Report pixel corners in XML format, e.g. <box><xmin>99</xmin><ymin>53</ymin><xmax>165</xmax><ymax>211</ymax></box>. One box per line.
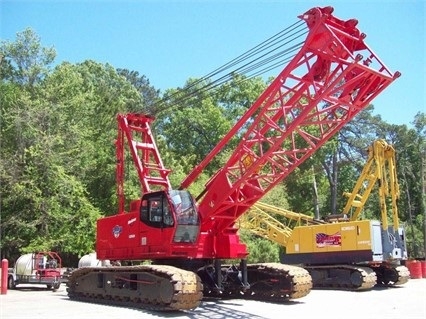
<box><xmin>342</xmin><ymin>139</ymin><xmax>400</xmax><ymax>231</ymax></box>
<box><xmin>240</xmin><ymin>202</ymin><xmax>325</xmax><ymax>247</ymax></box>
<box><xmin>240</xmin><ymin>140</ymin><xmax>401</xmax><ymax>250</ymax></box>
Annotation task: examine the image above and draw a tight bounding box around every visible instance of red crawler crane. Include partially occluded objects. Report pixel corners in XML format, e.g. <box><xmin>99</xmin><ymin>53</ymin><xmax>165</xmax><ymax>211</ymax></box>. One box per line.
<box><xmin>67</xmin><ymin>6</ymin><xmax>400</xmax><ymax>311</ymax></box>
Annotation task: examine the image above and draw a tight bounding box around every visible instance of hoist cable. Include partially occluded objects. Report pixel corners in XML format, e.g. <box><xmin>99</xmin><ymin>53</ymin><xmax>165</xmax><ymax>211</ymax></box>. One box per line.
<box><xmin>159</xmin><ymin>41</ymin><xmax>303</xmax><ymax>111</ymax></box>
<box><xmin>162</xmin><ymin>22</ymin><xmax>305</xmax><ymax>103</ymax></box>
<box><xmin>176</xmin><ymin>20</ymin><xmax>305</xmax><ymax>91</ymax></box>
<box><xmin>155</xmin><ymin>19</ymin><xmax>308</xmax><ymax>112</ymax></box>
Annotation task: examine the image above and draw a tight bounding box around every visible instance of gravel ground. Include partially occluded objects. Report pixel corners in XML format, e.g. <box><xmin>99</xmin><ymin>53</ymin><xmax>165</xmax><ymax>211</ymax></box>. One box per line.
<box><xmin>1</xmin><ymin>279</ymin><xmax>425</xmax><ymax>319</ymax></box>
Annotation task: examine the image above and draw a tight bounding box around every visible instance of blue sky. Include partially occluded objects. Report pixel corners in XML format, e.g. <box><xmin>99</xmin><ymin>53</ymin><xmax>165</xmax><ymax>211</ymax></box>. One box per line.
<box><xmin>1</xmin><ymin>0</ymin><xmax>424</xmax><ymax>126</ymax></box>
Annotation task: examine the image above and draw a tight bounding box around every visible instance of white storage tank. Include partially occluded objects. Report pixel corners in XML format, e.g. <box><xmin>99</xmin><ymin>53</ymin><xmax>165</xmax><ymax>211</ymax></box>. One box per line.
<box><xmin>78</xmin><ymin>252</ymin><xmax>110</xmax><ymax>268</ymax></box>
<box><xmin>14</xmin><ymin>253</ymin><xmax>44</xmax><ymax>276</ymax></box>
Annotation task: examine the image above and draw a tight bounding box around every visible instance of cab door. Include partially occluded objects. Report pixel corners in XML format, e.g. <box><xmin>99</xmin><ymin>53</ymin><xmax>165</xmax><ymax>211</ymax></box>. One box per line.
<box><xmin>139</xmin><ymin>191</ymin><xmax>175</xmax><ymax>253</ymax></box>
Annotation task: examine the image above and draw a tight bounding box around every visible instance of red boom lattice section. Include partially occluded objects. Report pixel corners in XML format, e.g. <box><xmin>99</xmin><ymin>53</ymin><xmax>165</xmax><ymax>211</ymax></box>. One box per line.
<box><xmin>182</xmin><ymin>7</ymin><xmax>400</xmax><ymax>234</ymax></box>
<box><xmin>116</xmin><ymin>113</ymin><xmax>171</xmax><ymax>213</ymax></box>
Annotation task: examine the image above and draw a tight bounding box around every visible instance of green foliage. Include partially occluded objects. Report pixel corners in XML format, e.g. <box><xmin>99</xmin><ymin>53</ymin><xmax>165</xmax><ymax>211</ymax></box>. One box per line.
<box><xmin>1</xmin><ymin>28</ymin><xmax>425</xmax><ymax>265</ymax></box>
<box><xmin>117</xmin><ymin>68</ymin><xmax>160</xmax><ymax>114</ymax></box>
<box><xmin>240</xmin><ymin>230</ymin><xmax>280</xmax><ymax>263</ymax></box>
<box><xmin>0</xmin><ymin>29</ymin><xmax>142</xmax><ymax>262</ymax></box>
<box><xmin>283</xmin><ymin>166</ymin><xmax>320</xmax><ymax>216</ymax></box>
<box><xmin>157</xmin><ymin>80</ymin><xmax>232</xmax><ymax>175</ymax></box>
<box><xmin>261</xmin><ymin>183</ymin><xmax>289</xmax><ymax>209</ymax></box>
<box><xmin>1</xmin><ymin>28</ymin><xmax>56</xmax><ymax>86</ymax></box>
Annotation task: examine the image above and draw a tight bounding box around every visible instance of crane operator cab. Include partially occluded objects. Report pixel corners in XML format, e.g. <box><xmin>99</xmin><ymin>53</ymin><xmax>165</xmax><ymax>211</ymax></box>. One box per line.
<box><xmin>140</xmin><ymin>190</ymin><xmax>200</xmax><ymax>243</ymax></box>
<box><xmin>96</xmin><ymin>189</ymin><xmax>202</xmax><ymax>261</ymax></box>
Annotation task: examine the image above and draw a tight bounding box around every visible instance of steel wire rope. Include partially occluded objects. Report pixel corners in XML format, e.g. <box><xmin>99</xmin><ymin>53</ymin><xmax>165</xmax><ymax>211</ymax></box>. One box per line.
<box><xmin>157</xmin><ymin>43</ymin><xmax>304</xmax><ymax>113</ymax></box>
<box><xmin>159</xmin><ymin>23</ymin><xmax>305</xmax><ymax>109</ymax></box>
<box><xmin>160</xmin><ymin>39</ymin><xmax>304</xmax><ymax>111</ymax></box>
<box><xmin>230</xmin><ymin>38</ymin><xmax>306</xmax><ymax>79</ymax></box>
<box><xmin>182</xmin><ymin>32</ymin><xmax>306</xmax><ymax>98</ymax></box>
<box><xmin>155</xmin><ymin>20</ymin><xmax>308</xmax><ymax>113</ymax></box>
<box><xmin>165</xmin><ymin>20</ymin><xmax>304</xmax><ymax>97</ymax></box>
<box><xmin>220</xmin><ymin>26</ymin><xmax>307</xmax><ymax>77</ymax></box>
<box><xmin>180</xmin><ymin>41</ymin><xmax>304</xmax><ymax>102</ymax></box>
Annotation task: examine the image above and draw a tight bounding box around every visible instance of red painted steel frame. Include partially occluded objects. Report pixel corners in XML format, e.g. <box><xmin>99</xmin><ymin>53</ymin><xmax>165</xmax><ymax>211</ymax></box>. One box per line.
<box><xmin>100</xmin><ymin>6</ymin><xmax>400</xmax><ymax>261</ymax></box>
<box><xmin>116</xmin><ymin>113</ymin><xmax>171</xmax><ymax>213</ymax></box>
<box><xmin>180</xmin><ymin>6</ymin><xmax>400</xmax><ymax>235</ymax></box>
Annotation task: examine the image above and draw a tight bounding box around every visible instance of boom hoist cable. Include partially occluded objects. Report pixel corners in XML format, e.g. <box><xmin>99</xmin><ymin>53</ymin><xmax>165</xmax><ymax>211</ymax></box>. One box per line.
<box><xmin>155</xmin><ymin>20</ymin><xmax>308</xmax><ymax>114</ymax></box>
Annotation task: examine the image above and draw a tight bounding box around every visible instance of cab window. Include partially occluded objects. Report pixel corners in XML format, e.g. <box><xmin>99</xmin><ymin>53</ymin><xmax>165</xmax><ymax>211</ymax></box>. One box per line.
<box><xmin>169</xmin><ymin>190</ymin><xmax>200</xmax><ymax>243</ymax></box>
<box><xmin>140</xmin><ymin>192</ymin><xmax>174</xmax><ymax>228</ymax></box>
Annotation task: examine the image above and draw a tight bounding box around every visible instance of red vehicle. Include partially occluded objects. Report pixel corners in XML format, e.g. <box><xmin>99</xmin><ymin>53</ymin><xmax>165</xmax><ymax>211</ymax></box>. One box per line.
<box><xmin>67</xmin><ymin>6</ymin><xmax>400</xmax><ymax>311</ymax></box>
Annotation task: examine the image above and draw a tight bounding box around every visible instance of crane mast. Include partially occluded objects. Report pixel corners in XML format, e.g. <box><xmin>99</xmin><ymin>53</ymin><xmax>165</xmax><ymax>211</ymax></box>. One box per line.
<box><xmin>182</xmin><ymin>7</ymin><xmax>400</xmax><ymax>238</ymax></box>
<box><xmin>116</xmin><ymin>113</ymin><xmax>171</xmax><ymax>213</ymax></box>
<box><xmin>343</xmin><ymin>139</ymin><xmax>400</xmax><ymax>230</ymax></box>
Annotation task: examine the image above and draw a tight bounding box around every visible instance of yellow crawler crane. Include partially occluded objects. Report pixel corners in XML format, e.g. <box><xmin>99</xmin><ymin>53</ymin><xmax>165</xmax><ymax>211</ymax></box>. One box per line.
<box><xmin>241</xmin><ymin>140</ymin><xmax>410</xmax><ymax>291</ymax></box>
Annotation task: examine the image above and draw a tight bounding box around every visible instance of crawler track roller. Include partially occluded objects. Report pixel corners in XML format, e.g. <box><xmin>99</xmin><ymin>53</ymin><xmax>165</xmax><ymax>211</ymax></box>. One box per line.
<box><xmin>244</xmin><ymin>263</ymin><xmax>313</xmax><ymax>301</ymax></box>
<box><xmin>307</xmin><ymin>265</ymin><xmax>377</xmax><ymax>291</ymax></box>
<box><xmin>375</xmin><ymin>265</ymin><xmax>410</xmax><ymax>286</ymax></box>
<box><xmin>67</xmin><ymin>265</ymin><xmax>203</xmax><ymax>311</ymax></box>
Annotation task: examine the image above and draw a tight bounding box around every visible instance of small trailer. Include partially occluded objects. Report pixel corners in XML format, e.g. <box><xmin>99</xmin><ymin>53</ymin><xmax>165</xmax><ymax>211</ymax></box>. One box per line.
<box><xmin>8</xmin><ymin>252</ymin><xmax>62</xmax><ymax>290</ymax></box>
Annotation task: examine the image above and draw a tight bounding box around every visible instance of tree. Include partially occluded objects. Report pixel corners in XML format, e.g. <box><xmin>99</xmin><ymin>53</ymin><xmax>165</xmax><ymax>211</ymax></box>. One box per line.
<box><xmin>0</xmin><ymin>30</ymin><xmax>146</xmax><ymax>262</ymax></box>
<box><xmin>1</xmin><ymin>28</ymin><xmax>56</xmax><ymax>87</ymax></box>
<box><xmin>156</xmin><ymin>78</ymin><xmax>233</xmax><ymax>177</ymax></box>
<box><xmin>117</xmin><ymin>68</ymin><xmax>160</xmax><ymax>114</ymax></box>
<box><xmin>155</xmin><ymin>75</ymin><xmax>267</xmax><ymax>179</ymax></box>
<box><xmin>240</xmin><ymin>230</ymin><xmax>280</xmax><ymax>263</ymax></box>
<box><xmin>2</xmin><ymin>27</ymin><xmax>423</xmax><ymax>266</ymax></box>
<box><xmin>384</xmin><ymin>113</ymin><xmax>425</xmax><ymax>258</ymax></box>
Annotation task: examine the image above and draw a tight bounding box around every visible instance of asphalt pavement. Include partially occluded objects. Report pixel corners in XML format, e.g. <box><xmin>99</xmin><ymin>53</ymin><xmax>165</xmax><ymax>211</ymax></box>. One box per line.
<box><xmin>1</xmin><ymin>279</ymin><xmax>425</xmax><ymax>319</ymax></box>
